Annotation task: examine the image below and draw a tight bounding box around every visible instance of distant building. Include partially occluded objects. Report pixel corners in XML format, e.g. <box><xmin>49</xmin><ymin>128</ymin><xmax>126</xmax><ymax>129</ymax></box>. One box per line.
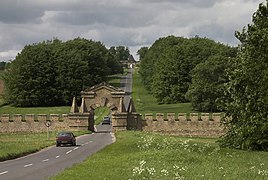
<box><xmin>127</xmin><ymin>54</ymin><xmax>137</xmax><ymax>69</ymax></box>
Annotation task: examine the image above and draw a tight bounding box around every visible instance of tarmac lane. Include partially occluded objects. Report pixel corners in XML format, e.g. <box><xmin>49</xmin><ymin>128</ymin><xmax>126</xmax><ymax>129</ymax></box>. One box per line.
<box><xmin>0</xmin><ymin>131</ymin><xmax>115</xmax><ymax>180</ymax></box>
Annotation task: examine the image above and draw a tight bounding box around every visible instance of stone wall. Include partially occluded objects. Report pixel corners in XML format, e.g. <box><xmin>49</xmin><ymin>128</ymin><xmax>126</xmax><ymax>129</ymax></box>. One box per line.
<box><xmin>0</xmin><ymin>112</ymin><xmax>226</xmax><ymax>137</ymax></box>
<box><xmin>141</xmin><ymin>113</ymin><xmax>225</xmax><ymax>137</ymax></box>
<box><xmin>0</xmin><ymin>114</ymin><xmax>70</xmax><ymax>133</ymax></box>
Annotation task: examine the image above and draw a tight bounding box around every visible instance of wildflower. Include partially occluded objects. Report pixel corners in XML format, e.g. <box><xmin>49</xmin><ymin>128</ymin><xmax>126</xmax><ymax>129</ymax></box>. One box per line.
<box><xmin>161</xmin><ymin>169</ymin><xmax>169</xmax><ymax>176</ymax></box>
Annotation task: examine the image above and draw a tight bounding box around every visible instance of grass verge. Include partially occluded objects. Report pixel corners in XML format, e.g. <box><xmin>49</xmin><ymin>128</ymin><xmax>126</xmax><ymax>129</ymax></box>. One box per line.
<box><xmin>132</xmin><ymin>69</ymin><xmax>196</xmax><ymax>114</ymax></box>
<box><xmin>0</xmin><ymin>131</ymin><xmax>90</xmax><ymax>161</ymax></box>
<box><xmin>51</xmin><ymin>131</ymin><xmax>268</xmax><ymax>180</ymax></box>
<box><xmin>0</xmin><ymin>106</ymin><xmax>70</xmax><ymax>114</ymax></box>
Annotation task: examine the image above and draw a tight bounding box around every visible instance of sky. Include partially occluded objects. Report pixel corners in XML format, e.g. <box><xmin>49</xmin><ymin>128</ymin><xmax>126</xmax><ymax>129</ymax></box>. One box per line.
<box><xmin>0</xmin><ymin>0</ymin><xmax>265</xmax><ymax>61</ymax></box>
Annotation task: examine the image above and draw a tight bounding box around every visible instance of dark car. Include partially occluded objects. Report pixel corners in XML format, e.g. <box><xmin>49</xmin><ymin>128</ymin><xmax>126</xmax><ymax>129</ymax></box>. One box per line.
<box><xmin>56</xmin><ymin>131</ymin><xmax>76</xmax><ymax>147</ymax></box>
<box><xmin>101</xmin><ymin>116</ymin><xmax>111</xmax><ymax>125</ymax></box>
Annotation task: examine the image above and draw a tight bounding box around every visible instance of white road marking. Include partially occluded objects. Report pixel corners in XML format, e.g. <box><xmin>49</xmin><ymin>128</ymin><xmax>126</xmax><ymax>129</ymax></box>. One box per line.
<box><xmin>24</xmin><ymin>164</ymin><xmax>33</xmax><ymax>168</ymax></box>
<box><xmin>81</xmin><ymin>144</ymin><xmax>85</xmax><ymax>146</ymax></box>
<box><xmin>85</xmin><ymin>142</ymin><xmax>89</xmax><ymax>145</ymax></box>
<box><xmin>56</xmin><ymin>155</ymin><xmax>60</xmax><ymax>158</ymax></box>
<box><xmin>66</xmin><ymin>150</ymin><xmax>72</xmax><ymax>154</ymax></box>
<box><xmin>73</xmin><ymin>147</ymin><xmax>79</xmax><ymax>150</ymax></box>
<box><xmin>0</xmin><ymin>171</ymin><xmax>8</xmax><ymax>175</ymax></box>
<box><xmin>42</xmin><ymin>159</ymin><xmax>49</xmax><ymax>162</ymax></box>
<box><xmin>89</xmin><ymin>141</ymin><xmax>93</xmax><ymax>143</ymax></box>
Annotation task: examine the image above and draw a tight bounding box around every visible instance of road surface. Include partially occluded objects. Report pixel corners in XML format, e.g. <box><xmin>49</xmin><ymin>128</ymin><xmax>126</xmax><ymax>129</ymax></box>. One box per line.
<box><xmin>0</xmin><ymin>125</ymin><xmax>114</xmax><ymax>180</ymax></box>
<box><xmin>120</xmin><ymin>68</ymin><xmax>133</xmax><ymax>110</ymax></box>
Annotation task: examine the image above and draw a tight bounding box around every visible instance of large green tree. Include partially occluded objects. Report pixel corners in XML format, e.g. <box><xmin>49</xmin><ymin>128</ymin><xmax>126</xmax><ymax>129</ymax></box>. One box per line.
<box><xmin>186</xmin><ymin>55</ymin><xmax>234</xmax><ymax>112</ymax></box>
<box><xmin>3</xmin><ymin>38</ymin><xmax>119</xmax><ymax>107</ymax></box>
<box><xmin>219</xmin><ymin>1</ymin><xmax>268</xmax><ymax>150</ymax></box>
<box><xmin>140</xmin><ymin>35</ymin><xmax>234</xmax><ymax>104</ymax></box>
<box><xmin>3</xmin><ymin>40</ymin><xmax>59</xmax><ymax>106</ymax></box>
<box><xmin>137</xmin><ymin>47</ymin><xmax>149</xmax><ymax>61</ymax></box>
<box><xmin>109</xmin><ymin>46</ymin><xmax>130</xmax><ymax>61</ymax></box>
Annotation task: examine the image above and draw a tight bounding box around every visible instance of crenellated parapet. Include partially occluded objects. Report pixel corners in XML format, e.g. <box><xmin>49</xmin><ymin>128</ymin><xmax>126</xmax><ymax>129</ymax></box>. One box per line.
<box><xmin>142</xmin><ymin>112</ymin><xmax>225</xmax><ymax>137</ymax></box>
<box><xmin>0</xmin><ymin>114</ymin><xmax>70</xmax><ymax>133</ymax></box>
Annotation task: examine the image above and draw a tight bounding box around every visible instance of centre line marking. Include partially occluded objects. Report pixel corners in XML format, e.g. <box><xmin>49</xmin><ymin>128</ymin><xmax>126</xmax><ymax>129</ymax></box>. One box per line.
<box><xmin>56</xmin><ymin>155</ymin><xmax>60</xmax><ymax>158</ymax></box>
<box><xmin>24</xmin><ymin>163</ymin><xmax>33</xmax><ymax>168</ymax></box>
<box><xmin>74</xmin><ymin>147</ymin><xmax>79</xmax><ymax>150</ymax></box>
<box><xmin>66</xmin><ymin>150</ymin><xmax>72</xmax><ymax>154</ymax></box>
<box><xmin>0</xmin><ymin>171</ymin><xmax>8</xmax><ymax>175</ymax></box>
<box><xmin>42</xmin><ymin>159</ymin><xmax>49</xmax><ymax>162</ymax></box>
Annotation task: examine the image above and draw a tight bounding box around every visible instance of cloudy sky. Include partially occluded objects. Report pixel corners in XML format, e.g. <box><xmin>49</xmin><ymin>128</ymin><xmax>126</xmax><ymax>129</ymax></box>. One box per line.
<box><xmin>0</xmin><ymin>0</ymin><xmax>265</xmax><ymax>61</ymax></box>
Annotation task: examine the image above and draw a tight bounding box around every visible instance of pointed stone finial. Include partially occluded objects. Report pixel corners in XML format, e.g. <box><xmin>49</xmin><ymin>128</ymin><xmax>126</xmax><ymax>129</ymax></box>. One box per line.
<box><xmin>79</xmin><ymin>97</ymin><xmax>87</xmax><ymax>113</ymax></box>
<box><xmin>127</xmin><ymin>98</ymin><xmax>136</xmax><ymax>112</ymax></box>
<box><xmin>118</xmin><ymin>97</ymin><xmax>126</xmax><ymax>112</ymax></box>
<box><xmin>70</xmin><ymin>97</ymin><xmax>79</xmax><ymax>113</ymax></box>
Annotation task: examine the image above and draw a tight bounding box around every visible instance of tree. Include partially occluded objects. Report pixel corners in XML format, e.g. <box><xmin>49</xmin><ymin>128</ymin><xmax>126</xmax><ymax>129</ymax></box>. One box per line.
<box><xmin>139</xmin><ymin>36</ymin><xmax>185</xmax><ymax>91</ymax></box>
<box><xmin>219</xmin><ymin>1</ymin><xmax>268</xmax><ymax>150</ymax></box>
<box><xmin>109</xmin><ymin>46</ymin><xmax>130</xmax><ymax>61</ymax></box>
<box><xmin>3</xmin><ymin>40</ymin><xmax>59</xmax><ymax>106</ymax></box>
<box><xmin>140</xmin><ymin>35</ymin><xmax>235</xmax><ymax>104</ymax></box>
<box><xmin>3</xmin><ymin>38</ymin><xmax>119</xmax><ymax>107</ymax></box>
<box><xmin>137</xmin><ymin>47</ymin><xmax>149</xmax><ymax>61</ymax></box>
<box><xmin>186</xmin><ymin>55</ymin><xmax>234</xmax><ymax>112</ymax></box>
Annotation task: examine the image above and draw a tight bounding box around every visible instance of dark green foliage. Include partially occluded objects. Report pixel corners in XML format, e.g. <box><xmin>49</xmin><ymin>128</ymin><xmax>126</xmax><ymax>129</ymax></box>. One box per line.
<box><xmin>3</xmin><ymin>38</ymin><xmax>122</xmax><ymax>107</ymax></box>
<box><xmin>137</xmin><ymin>47</ymin><xmax>149</xmax><ymax>61</ymax></box>
<box><xmin>3</xmin><ymin>41</ymin><xmax>59</xmax><ymax>106</ymax></box>
<box><xmin>186</xmin><ymin>55</ymin><xmax>234</xmax><ymax>112</ymax></box>
<box><xmin>219</xmin><ymin>1</ymin><xmax>268</xmax><ymax>151</ymax></box>
<box><xmin>139</xmin><ymin>36</ymin><xmax>185</xmax><ymax>91</ymax></box>
<box><xmin>139</xmin><ymin>35</ymin><xmax>235</xmax><ymax>104</ymax></box>
<box><xmin>0</xmin><ymin>62</ymin><xmax>7</xmax><ymax>70</ymax></box>
<box><xmin>109</xmin><ymin>46</ymin><xmax>130</xmax><ymax>61</ymax></box>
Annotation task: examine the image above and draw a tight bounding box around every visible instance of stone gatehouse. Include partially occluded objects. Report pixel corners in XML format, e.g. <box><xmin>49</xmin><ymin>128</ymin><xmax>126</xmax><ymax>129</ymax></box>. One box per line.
<box><xmin>68</xmin><ymin>82</ymin><xmax>141</xmax><ymax>132</ymax></box>
<box><xmin>0</xmin><ymin>83</ymin><xmax>225</xmax><ymax>137</ymax></box>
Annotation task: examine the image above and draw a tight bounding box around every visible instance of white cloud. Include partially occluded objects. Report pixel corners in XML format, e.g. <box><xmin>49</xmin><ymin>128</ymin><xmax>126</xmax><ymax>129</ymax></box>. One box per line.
<box><xmin>0</xmin><ymin>0</ymin><xmax>265</xmax><ymax>61</ymax></box>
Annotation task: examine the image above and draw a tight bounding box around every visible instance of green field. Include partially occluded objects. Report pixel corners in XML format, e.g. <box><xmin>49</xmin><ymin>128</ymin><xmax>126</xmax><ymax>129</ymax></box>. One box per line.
<box><xmin>0</xmin><ymin>105</ymin><xmax>70</xmax><ymax>114</ymax></box>
<box><xmin>51</xmin><ymin>131</ymin><xmax>268</xmax><ymax>180</ymax></box>
<box><xmin>132</xmin><ymin>69</ymin><xmax>196</xmax><ymax>114</ymax></box>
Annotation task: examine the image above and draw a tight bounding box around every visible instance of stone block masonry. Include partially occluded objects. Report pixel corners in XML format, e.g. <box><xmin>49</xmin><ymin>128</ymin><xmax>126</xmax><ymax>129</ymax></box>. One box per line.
<box><xmin>0</xmin><ymin>114</ymin><xmax>70</xmax><ymax>133</ymax></box>
<box><xmin>141</xmin><ymin>113</ymin><xmax>225</xmax><ymax>137</ymax></box>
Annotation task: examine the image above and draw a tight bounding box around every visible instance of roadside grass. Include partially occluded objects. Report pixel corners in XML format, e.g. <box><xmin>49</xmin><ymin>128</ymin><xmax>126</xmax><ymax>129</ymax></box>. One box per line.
<box><xmin>132</xmin><ymin>69</ymin><xmax>196</xmax><ymax>114</ymax></box>
<box><xmin>106</xmin><ymin>74</ymin><xmax>122</xmax><ymax>88</ymax></box>
<box><xmin>51</xmin><ymin>131</ymin><xmax>268</xmax><ymax>180</ymax></box>
<box><xmin>0</xmin><ymin>131</ymin><xmax>90</xmax><ymax>162</ymax></box>
<box><xmin>106</xmin><ymin>69</ymin><xmax>129</xmax><ymax>88</ymax></box>
<box><xmin>0</xmin><ymin>106</ymin><xmax>70</xmax><ymax>114</ymax></box>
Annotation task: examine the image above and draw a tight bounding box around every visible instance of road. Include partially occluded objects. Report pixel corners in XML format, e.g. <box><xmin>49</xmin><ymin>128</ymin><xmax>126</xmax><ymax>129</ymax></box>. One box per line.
<box><xmin>0</xmin><ymin>68</ymin><xmax>132</xmax><ymax>180</ymax></box>
<box><xmin>0</xmin><ymin>125</ymin><xmax>115</xmax><ymax>180</ymax></box>
<box><xmin>120</xmin><ymin>68</ymin><xmax>133</xmax><ymax>110</ymax></box>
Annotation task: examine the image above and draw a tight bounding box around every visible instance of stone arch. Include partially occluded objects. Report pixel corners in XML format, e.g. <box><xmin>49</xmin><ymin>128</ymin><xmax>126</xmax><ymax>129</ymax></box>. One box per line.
<box><xmin>69</xmin><ymin>82</ymin><xmax>130</xmax><ymax>131</ymax></box>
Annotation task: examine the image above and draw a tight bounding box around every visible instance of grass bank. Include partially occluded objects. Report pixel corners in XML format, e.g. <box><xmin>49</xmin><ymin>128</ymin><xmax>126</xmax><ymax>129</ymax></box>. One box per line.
<box><xmin>51</xmin><ymin>131</ymin><xmax>268</xmax><ymax>180</ymax></box>
<box><xmin>132</xmin><ymin>69</ymin><xmax>196</xmax><ymax>114</ymax></box>
<box><xmin>0</xmin><ymin>131</ymin><xmax>90</xmax><ymax>161</ymax></box>
<box><xmin>0</xmin><ymin>106</ymin><xmax>70</xmax><ymax>114</ymax></box>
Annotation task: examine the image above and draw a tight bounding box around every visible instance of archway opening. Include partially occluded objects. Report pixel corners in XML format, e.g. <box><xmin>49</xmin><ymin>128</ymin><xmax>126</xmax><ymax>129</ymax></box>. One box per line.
<box><xmin>94</xmin><ymin>106</ymin><xmax>111</xmax><ymax>125</ymax></box>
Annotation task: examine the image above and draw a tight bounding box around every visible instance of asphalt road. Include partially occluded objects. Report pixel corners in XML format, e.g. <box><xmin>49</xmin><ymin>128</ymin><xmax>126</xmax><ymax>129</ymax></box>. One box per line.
<box><xmin>0</xmin><ymin>68</ymin><xmax>131</xmax><ymax>180</ymax></box>
<box><xmin>120</xmin><ymin>68</ymin><xmax>133</xmax><ymax>110</ymax></box>
<box><xmin>0</xmin><ymin>125</ymin><xmax>115</xmax><ymax>180</ymax></box>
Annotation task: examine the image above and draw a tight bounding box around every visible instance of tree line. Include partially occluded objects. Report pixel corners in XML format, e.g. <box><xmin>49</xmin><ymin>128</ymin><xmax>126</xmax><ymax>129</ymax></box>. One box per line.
<box><xmin>138</xmin><ymin>36</ymin><xmax>237</xmax><ymax>111</ymax></box>
<box><xmin>137</xmin><ymin>1</ymin><xmax>268</xmax><ymax>151</ymax></box>
<box><xmin>3</xmin><ymin>38</ymin><xmax>129</xmax><ymax>107</ymax></box>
